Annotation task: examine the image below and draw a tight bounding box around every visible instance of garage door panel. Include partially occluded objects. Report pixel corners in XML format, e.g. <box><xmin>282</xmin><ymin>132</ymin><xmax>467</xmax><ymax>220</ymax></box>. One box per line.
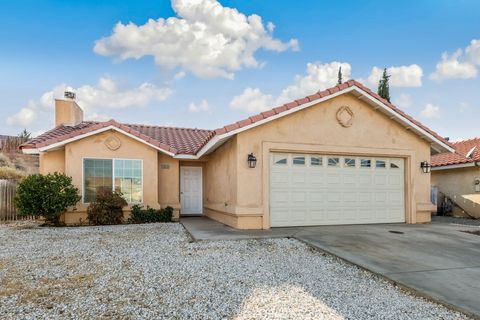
<box><xmin>326</xmin><ymin>173</ymin><xmax>341</xmax><ymax>185</ymax></box>
<box><xmin>270</xmin><ymin>153</ymin><xmax>405</xmax><ymax>227</ymax></box>
<box><xmin>342</xmin><ymin>173</ymin><xmax>357</xmax><ymax>185</ymax></box>
<box><xmin>358</xmin><ymin>174</ymin><xmax>373</xmax><ymax>186</ymax></box>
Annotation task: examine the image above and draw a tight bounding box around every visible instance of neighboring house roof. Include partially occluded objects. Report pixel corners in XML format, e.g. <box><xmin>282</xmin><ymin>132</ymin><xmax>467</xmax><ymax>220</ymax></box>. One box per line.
<box><xmin>21</xmin><ymin>80</ymin><xmax>454</xmax><ymax>158</ymax></box>
<box><xmin>432</xmin><ymin>137</ymin><xmax>480</xmax><ymax>168</ymax></box>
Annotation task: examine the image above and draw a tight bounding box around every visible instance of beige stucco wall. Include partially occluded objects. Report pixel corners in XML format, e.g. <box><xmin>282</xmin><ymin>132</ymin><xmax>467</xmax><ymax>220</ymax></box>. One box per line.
<box><xmin>158</xmin><ymin>154</ymin><xmax>180</xmax><ymax>216</ymax></box>
<box><xmin>55</xmin><ymin>99</ymin><xmax>83</xmax><ymax>127</ymax></box>
<box><xmin>39</xmin><ymin>149</ymin><xmax>65</xmax><ymax>174</ymax></box>
<box><xmin>41</xmin><ymin>130</ymin><xmax>161</xmax><ymax>224</ymax></box>
<box><xmin>204</xmin><ymin>136</ymin><xmax>242</xmax><ymax>225</ymax></box>
<box><xmin>432</xmin><ymin>166</ymin><xmax>480</xmax><ymax>218</ymax></box>
<box><xmin>206</xmin><ymin>92</ymin><xmax>434</xmax><ymax>229</ymax></box>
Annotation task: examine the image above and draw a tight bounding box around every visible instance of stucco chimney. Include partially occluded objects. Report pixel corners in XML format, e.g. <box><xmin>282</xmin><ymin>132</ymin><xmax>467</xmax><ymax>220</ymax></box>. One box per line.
<box><xmin>55</xmin><ymin>91</ymin><xmax>84</xmax><ymax>127</ymax></box>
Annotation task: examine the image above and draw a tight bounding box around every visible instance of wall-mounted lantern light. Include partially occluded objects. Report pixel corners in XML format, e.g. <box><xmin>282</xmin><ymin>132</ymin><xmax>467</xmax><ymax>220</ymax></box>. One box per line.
<box><xmin>247</xmin><ymin>153</ymin><xmax>257</xmax><ymax>168</ymax></box>
<box><xmin>420</xmin><ymin>160</ymin><xmax>431</xmax><ymax>173</ymax></box>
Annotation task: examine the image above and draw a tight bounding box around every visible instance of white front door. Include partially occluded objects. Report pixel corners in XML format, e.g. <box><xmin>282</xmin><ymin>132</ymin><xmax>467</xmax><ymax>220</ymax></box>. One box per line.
<box><xmin>180</xmin><ymin>166</ymin><xmax>203</xmax><ymax>215</ymax></box>
<box><xmin>270</xmin><ymin>153</ymin><xmax>405</xmax><ymax>227</ymax></box>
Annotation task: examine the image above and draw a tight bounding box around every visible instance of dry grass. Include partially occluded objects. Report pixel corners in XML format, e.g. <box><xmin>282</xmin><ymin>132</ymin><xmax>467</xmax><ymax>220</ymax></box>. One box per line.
<box><xmin>0</xmin><ymin>166</ymin><xmax>25</xmax><ymax>180</ymax></box>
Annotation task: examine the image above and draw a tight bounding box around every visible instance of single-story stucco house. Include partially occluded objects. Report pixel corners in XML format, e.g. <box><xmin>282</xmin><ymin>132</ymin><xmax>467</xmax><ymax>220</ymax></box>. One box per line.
<box><xmin>20</xmin><ymin>80</ymin><xmax>454</xmax><ymax>229</ymax></box>
<box><xmin>432</xmin><ymin>137</ymin><xmax>480</xmax><ymax>218</ymax></box>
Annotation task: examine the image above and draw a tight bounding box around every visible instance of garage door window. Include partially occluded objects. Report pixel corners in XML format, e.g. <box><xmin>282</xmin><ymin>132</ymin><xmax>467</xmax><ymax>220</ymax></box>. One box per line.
<box><xmin>292</xmin><ymin>156</ymin><xmax>306</xmax><ymax>166</ymax></box>
<box><xmin>328</xmin><ymin>157</ymin><xmax>340</xmax><ymax>167</ymax></box>
<box><xmin>390</xmin><ymin>160</ymin><xmax>401</xmax><ymax>169</ymax></box>
<box><xmin>310</xmin><ymin>156</ymin><xmax>323</xmax><ymax>166</ymax></box>
<box><xmin>360</xmin><ymin>159</ymin><xmax>371</xmax><ymax>168</ymax></box>
<box><xmin>270</xmin><ymin>153</ymin><xmax>405</xmax><ymax>227</ymax></box>
<box><xmin>273</xmin><ymin>154</ymin><xmax>288</xmax><ymax>165</ymax></box>
<box><xmin>375</xmin><ymin>160</ymin><xmax>386</xmax><ymax>168</ymax></box>
<box><xmin>344</xmin><ymin>158</ymin><xmax>356</xmax><ymax>168</ymax></box>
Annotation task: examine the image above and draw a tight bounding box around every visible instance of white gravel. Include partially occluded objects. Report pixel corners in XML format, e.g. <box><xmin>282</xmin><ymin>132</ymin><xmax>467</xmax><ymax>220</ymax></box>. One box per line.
<box><xmin>0</xmin><ymin>223</ymin><xmax>470</xmax><ymax>320</ymax></box>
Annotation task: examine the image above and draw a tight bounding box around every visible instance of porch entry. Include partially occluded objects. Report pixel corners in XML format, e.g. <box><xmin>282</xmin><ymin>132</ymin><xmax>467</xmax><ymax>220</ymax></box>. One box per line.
<box><xmin>180</xmin><ymin>166</ymin><xmax>203</xmax><ymax>215</ymax></box>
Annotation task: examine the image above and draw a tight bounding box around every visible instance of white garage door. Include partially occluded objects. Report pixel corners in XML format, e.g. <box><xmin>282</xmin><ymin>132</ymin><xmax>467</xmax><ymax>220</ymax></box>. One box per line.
<box><xmin>270</xmin><ymin>153</ymin><xmax>405</xmax><ymax>227</ymax></box>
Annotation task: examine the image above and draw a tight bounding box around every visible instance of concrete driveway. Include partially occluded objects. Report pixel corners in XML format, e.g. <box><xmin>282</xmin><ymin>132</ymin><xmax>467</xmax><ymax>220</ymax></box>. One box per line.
<box><xmin>294</xmin><ymin>222</ymin><xmax>480</xmax><ymax>318</ymax></box>
<box><xmin>182</xmin><ymin>217</ymin><xmax>480</xmax><ymax>318</ymax></box>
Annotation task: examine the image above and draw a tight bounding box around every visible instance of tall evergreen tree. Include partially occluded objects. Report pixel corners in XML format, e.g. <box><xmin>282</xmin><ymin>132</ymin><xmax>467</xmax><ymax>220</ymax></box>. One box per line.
<box><xmin>337</xmin><ymin>66</ymin><xmax>343</xmax><ymax>85</ymax></box>
<box><xmin>377</xmin><ymin>68</ymin><xmax>391</xmax><ymax>102</ymax></box>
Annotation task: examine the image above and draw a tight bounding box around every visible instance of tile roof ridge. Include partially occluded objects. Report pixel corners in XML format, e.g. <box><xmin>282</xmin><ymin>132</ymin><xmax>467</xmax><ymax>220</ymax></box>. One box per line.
<box><xmin>123</xmin><ymin>122</ymin><xmax>213</xmax><ymax>132</ymax></box>
<box><xmin>452</xmin><ymin>137</ymin><xmax>480</xmax><ymax>144</ymax></box>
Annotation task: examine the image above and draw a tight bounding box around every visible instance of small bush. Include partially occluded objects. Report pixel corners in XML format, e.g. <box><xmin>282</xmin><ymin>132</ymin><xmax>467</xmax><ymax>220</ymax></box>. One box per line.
<box><xmin>0</xmin><ymin>154</ymin><xmax>13</xmax><ymax>168</ymax></box>
<box><xmin>87</xmin><ymin>189</ymin><xmax>128</xmax><ymax>225</ymax></box>
<box><xmin>0</xmin><ymin>166</ymin><xmax>24</xmax><ymax>180</ymax></box>
<box><xmin>128</xmin><ymin>205</ymin><xmax>173</xmax><ymax>224</ymax></box>
<box><xmin>15</xmin><ymin>173</ymin><xmax>80</xmax><ymax>225</ymax></box>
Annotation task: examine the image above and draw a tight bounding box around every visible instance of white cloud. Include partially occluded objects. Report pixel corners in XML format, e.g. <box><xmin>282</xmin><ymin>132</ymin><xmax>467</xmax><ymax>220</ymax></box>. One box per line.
<box><xmin>188</xmin><ymin>99</ymin><xmax>210</xmax><ymax>113</ymax></box>
<box><xmin>393</xmin><ymin>93</ymin><xmax>412</xmax><ymax>108</ymax></box>
<box><xmin>421</xmin><ymin>103</ymin><xmax>441</xmax><ymax>119</ymax></box>
<box><xmin>7</xmin><ymin>77</ymin><xmax>172</xmax><ymax>129</ymax></box>
<box><xmin>230</xmin><ymin>61</ymin><xmax>351</xmax><ymax>113</ymax></box>
<box><xmin>368</xmin><ymin>65</ymin><xmax>423</xmax><ymax>87</ymax></box>
<box><xmin>430</xmin><ymin>40</ymin><xmax>480</xmax><ymax>81</ymax></box>
<box><xmin>430</xmin><ymin>49</ymin><xmax>477</xmax><ymax>81</ymax></box>
<box><xmin>230</xmin><ymin>87</ymin><xmax>275</xmax><ymax>113</ymax></box>
<box><xmin>278</xmin><ymin>62</ymin><xmax>351</xmax><ymax>103</ymax></box>
<box><xmin>94</xmin><ymin>0</ymin><xmax>299</xmax><ymax>79</ymax></box>
<box><xmin>7</xmin><ymin>103</ymin><xmax>37</xmax><ymax>127</ymax></box>
<box><xmin>466</xmin><ymin>39</ymin><xmax>480</xmax><ymax>64</ymax></box>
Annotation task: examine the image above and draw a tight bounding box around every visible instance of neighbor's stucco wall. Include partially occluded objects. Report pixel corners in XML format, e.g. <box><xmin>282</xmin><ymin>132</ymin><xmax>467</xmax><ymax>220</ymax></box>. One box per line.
<box><xmin>207</xmin><ymin>93</ymin><xmax>433</xmax><ymax>229</ymax></box>
<box><xmin>432</xmin><ymin>166</ymin><xmax>480</xmax><ymax>218</ymax></box>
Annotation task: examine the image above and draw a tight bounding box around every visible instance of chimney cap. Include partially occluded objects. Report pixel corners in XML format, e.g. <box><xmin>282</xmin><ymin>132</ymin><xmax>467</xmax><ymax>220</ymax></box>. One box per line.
<box><xmin>64</xmin><ymin>91</ymin><xmax>76</xmax><ymax>100</ymax></box>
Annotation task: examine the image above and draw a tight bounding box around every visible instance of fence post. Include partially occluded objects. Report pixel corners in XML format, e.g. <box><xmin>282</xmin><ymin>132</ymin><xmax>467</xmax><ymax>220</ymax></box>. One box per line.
<box><xmin>0</xmin><ymin>179</ymin><xmax>17</xmax><ymax>222</ymax></box>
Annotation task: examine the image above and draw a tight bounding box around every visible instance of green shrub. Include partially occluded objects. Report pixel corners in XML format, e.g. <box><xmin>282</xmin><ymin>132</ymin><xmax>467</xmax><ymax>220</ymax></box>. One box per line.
<box><xmin>128</xmin><ymin>205</ymin><xmax>173</xmax><ymax>224</ymax></box>
<box><xmin>87</xmin><ymin>189</ymin><xmax>128</xmax><ymax>225</ymax></box>
<box><xmin>15</xmin><ymin>173</ymin><xmax>81</xmax><ymax>225</ymax></box>
<box><xmin>0</xmin><ymin>166</ymin><xmax>24</xmax><ymax>180</ymax></box>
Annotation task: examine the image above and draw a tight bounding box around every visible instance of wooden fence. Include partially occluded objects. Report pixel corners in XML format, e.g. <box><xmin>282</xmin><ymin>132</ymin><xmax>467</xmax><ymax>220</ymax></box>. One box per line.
<box><xmin>0</xmin><ymin>179</ymin><xmax>17</xmax><ymax>222</ymax></box>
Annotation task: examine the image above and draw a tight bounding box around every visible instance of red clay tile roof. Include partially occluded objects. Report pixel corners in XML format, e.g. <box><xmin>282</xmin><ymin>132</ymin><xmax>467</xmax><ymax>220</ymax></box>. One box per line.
<box><xmin>21</xmin><ymin>80</ymin><xmax>452</xmax><ymax>156</ymax></box>
<box><xmin>21</xmin><ymin>120</ymin><xmax>213</xmax><ymax>155</ymax></box>
<box><xmin>432</xmin><ymin>137</ymin><xmax>480</xmax><ymax>167</ymax></box>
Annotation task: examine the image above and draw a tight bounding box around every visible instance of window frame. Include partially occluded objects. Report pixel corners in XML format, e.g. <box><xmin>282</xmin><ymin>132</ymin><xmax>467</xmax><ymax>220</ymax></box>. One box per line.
<box><xmin>82</xmin><ymin>157</ymin><xmax>144</xmax><ymax>204</ymax></box>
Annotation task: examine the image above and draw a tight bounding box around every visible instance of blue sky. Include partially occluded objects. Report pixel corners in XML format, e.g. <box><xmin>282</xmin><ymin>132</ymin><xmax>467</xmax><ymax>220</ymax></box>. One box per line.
<box><xmin>1</xmin><ymin>0</ymin><xmax>479</xmax><ymax>140</ymax></box>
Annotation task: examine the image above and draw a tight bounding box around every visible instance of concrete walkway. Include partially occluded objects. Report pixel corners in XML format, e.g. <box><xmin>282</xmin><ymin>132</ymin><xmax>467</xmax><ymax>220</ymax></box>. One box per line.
<box><xmin>181</xmin><ymin>216</ymin><xmax>480</xmax><ymax>318</ymax></box>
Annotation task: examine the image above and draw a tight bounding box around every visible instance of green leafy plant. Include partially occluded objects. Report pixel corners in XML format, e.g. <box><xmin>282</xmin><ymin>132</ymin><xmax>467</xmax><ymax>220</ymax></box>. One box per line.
<box><xmin>87</xmin><ymin>189</ymin><xmax>128</xmax><ymax>225</ymax></box>
<box><xmin>15</xmin><ymin>173</ymin><xmax>81</xmax><ymax>225</ymax></box>
<box><xmin>128</xmin><ymin>205</ymin><xmax>173</xmax><ymax>224</ymax></box>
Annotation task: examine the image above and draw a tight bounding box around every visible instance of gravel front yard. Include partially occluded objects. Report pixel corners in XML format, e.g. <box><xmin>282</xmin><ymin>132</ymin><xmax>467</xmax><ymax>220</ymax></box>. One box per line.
<box><xmin>0</xmin><ymin>223</ymin><xmax>470</xmax><ymax>320</ymax></box>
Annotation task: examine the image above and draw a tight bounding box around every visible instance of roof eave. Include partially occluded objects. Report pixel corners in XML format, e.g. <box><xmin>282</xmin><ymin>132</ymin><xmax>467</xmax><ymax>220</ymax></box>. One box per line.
<box><xmin>189</xmin><ymin>85</ymin><xmax>454</xmax><ymax>158</ymax></box>
<box><xmin>35</xmin><ymin>125</ymin><xmax>177</xmax><ymax>157</ymax></box>
<box><xmin>432</xmin><ymin>162</ymin><xmax>478</xmax><ymax>171</ymax></box>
